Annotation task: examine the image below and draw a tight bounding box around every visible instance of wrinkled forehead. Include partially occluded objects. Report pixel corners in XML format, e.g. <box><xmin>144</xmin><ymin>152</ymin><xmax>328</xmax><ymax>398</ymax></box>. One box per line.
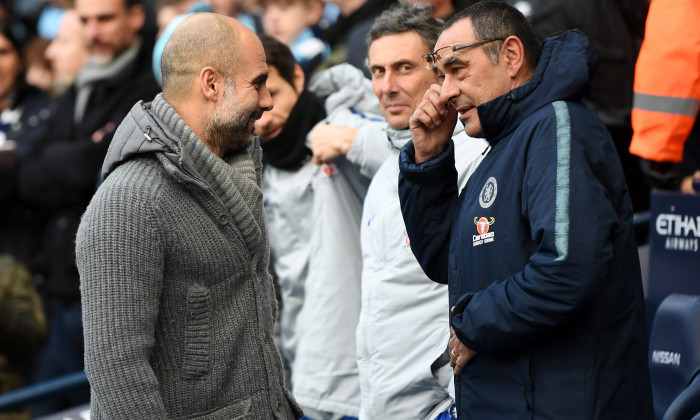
<box><xmin>368</xmin><ymin>31</ymin><xmax>431</xmax><ymax>67</ymax></box>
<box><xmin>434</xmin><ymin>18</ymin><xmax>476</xmax><ymax>52</ymax></box>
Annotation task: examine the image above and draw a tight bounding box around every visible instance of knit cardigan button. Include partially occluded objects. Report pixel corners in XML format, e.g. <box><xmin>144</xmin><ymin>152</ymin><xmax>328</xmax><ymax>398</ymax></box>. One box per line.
<box><xmin>218</xmin><ymin>214</ymin><xmax>229</xmax><ymax>225</ymax></box>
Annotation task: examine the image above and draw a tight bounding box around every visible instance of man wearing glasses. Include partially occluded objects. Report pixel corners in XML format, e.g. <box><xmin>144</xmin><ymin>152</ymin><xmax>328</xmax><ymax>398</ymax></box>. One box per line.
<box><xmin>398</xmin><ymin>1</ymin><xmax>653</xmax><ymax>418</ymax></box>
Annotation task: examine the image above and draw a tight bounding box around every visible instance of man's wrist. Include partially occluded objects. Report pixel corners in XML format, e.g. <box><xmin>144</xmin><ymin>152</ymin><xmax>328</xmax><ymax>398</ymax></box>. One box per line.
<box><xmin>415</xmin><ymin>144</ymin><xmax>447</xmax><ymax>164</ymax></box>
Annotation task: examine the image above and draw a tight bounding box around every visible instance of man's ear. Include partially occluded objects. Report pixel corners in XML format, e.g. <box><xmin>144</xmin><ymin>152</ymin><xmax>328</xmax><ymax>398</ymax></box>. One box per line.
<box><xmin>293</xmin><ymin>64</ymin><xmax>305</xmax><ymax>93</ymax></box>
<box><xmin>199</xmin><ymin>66</ymin><xmax>223</xmax><ymax>102</ymax></box>
<box><xmin>127</xmin><ymin>4</ymin><xmax>146</xmax><ymax>34</ymax></box>
<box><xmin>502</xmin><ymin>35</ymin><xmax>525</xmax><ymax>78</ymax></box>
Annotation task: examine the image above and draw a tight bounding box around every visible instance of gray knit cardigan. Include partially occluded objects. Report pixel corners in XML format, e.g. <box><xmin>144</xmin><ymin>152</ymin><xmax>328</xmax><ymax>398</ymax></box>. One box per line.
<box><xmin>76</xmin><ymin>94</ymin><xmax>303</xmax><ymax>419</ymax></box>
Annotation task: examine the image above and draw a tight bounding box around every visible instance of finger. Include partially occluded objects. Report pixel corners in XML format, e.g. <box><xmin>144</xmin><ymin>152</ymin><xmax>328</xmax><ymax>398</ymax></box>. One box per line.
<box><xmin>411</xmin><ymin>106</ymin><xmax>440</xmax><ymax>130</ymax></box>
<box><xmin>423</xmin><ymin>88</ymin><xmax>446</xmax><ymax>116</ymax></box>
<box><xmin>445</xmin><ymin>101</ymin><xmax>458</xmax><ymax>121</ymax></box>
<box><xmin>419</xmin><ymin>95</ymin><xmax>444</xmax><ymax>127</ymax></box>
<box><xmin>424</xmin><ymin>84</ymin><xmax>449</xmax><ymax>116</ymax></box>
<box><xmin>454</xmin><ymin>356</ymin><xmax>465</xmax><ymax>374</ymax></box>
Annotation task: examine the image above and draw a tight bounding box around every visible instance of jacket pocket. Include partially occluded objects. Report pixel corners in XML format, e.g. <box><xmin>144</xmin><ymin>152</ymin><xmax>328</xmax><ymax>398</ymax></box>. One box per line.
<box><xmin>183</xmin><ymin>284</ymin><xmax>211</xmax><ymax>378</ymax></box>
<box><xmin>178</xmin><ymin>395</ymin><xmax>252</xmax><ymax>419</ymax></box>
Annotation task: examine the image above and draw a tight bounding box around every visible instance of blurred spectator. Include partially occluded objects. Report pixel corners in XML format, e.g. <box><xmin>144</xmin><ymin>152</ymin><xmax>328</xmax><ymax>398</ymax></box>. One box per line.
<box><xmin>629</xmin><ymin>0</ymin><xmax>700</xmax><ymax>195</ymax></box>
<box><xmin>355</xmin><ymin>3</ymin><xmax>487</xmax><ymax>419</ymax></box>
<box><xmin>0</xmin><ymin>255</ymin><xmax>47</xmax><ymax>420</ymax></box>
<box><xmin>237</xmin><ymin>0</ymin><xmax>263</xmax><ymax>16</ymax></box>
<box><xmin>17</xmin><ymin>0</ymin><xmax>160</xmax><ymax>414</ymax></box>
<box><xmin>154</xmin><ymin>0</ymin><xmax>200</xmax><ymax>36</ymax></box>
<box><xmin>255</xmin><ymin>34</ymin><xmax>323</xmax><ymax>388</ymax></box>
<box><xmin>261</xmin><ymin>0</ymin><xmax>328</xmax><ymax>77</ymax></box>
<box><xmin>23</xmin><ymin>37</ymin><xmax>52</xmax><ymax>92</ymax></box>
<box><xmin>208</xmin><ymin>0</ymin><xmax>264</xmax><ymax>32</ymax></box>
<box><xmin>316</xmin><ymin>2</ymin><xmax>340</xmax><ymax>33</ymax></box>
<box><xmin>316</xmin><ymin>0</ymin><xmax>393</xmax><ymax>77</ymax></box>
<box><xmin>0</xmin><ymin>28</ymin><xmax>52</xmax><ymax>404</ymax></box>
<box><xmin>460</xmin><ymin>0</ymin><xmax>651</xmax><ymax>211</ymax></box>
<box><xmin>1</xmin><ymin>0</ymin><xmax>45</xmax><ymax>43</ymax></box>
<box><xmin>44</xmin><ymin>9</ymin><xmax>89</xmax><ymax>96</ymax></box>
<box><xmin>36</xmin><ymin>3</ymin><xmax>65</xmax><ymax>40</ymax></box>
<box><xmin>0</xmin><ymin>16</ymin><xmax>52</xmax><ymax>277</ymax></box>
<box><xmin>427</xmin><ymin>0</ymin><xmax>452</xmax><ymax>17</ymax></box>
<box><xmin>409</xmin><ymin>0</ymin><xmax>470</xmax><ymax>20</ymax></box>
<box><xmin>151</xmin><ymin>0</ymin><xmax>211</xmax><ymax>86</ymax></box>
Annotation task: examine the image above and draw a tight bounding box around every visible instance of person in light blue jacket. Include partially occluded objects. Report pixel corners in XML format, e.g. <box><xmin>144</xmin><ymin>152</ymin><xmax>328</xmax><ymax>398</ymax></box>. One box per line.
<box><xmin>255</xmin><ymin>34</ymin><xmax>325</xmax><ymax>385</ymax></box>
<box><xmin>291</xmin><ymin>63</ymin><xmax>388</xmax><ymax>420</ymax></box>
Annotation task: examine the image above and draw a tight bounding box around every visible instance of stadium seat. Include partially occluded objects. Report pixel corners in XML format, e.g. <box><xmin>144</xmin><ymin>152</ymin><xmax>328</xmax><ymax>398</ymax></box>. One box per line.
<box><xmin>649</xmin><ymin>294</ymin><xmax>700</xmax><ymax>420</ymax></box>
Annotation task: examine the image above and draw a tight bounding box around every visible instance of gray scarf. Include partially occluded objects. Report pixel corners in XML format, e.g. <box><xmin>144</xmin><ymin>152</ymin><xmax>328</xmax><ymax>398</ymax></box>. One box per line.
<box><xmin>73</xmin><ymin>38</ymin><xmax>142</xmax><ymax>125</ymax></box>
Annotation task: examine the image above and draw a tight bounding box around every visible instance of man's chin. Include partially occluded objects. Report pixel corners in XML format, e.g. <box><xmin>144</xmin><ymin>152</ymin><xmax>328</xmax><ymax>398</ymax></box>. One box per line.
<box><xmin>90</xmin><ymin>52</ymin><xmax>115</xmax><ymax>66</ymax></box>
<box><xmin>387</xmin><ymin>117</ymin><xmax>410</xmax><ymax>131</ymax></box>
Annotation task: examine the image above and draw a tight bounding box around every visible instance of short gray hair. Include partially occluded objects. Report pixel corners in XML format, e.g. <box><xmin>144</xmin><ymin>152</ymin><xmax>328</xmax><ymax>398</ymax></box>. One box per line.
<box><xmin>161</xmin><ymin>13</ymin><xmax>240</xmax><ymax>102</ymax></box>
<box><xmin>365</xmin><ymin>1</ymin><xmax>443</xmax><ymax>54</ymax></box>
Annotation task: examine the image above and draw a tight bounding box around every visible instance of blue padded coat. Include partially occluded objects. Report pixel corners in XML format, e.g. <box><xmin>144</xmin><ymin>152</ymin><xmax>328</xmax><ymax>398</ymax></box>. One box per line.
<box><xmin>398</xmin><ymin>30</ymin><xmax>653</xmax><ymax>420</ymax></box>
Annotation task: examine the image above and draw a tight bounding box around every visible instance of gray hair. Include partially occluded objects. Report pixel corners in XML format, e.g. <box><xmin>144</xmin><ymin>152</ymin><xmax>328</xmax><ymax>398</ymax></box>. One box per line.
<box><xmin>365</xmin><ymin>1</ymin><xmax>443</xmax><ymax>54</ymax></box>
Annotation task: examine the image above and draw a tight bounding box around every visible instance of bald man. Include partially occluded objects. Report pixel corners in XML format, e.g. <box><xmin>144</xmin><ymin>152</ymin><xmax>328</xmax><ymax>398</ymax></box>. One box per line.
<box><xmin>76</xmin><ymin>13</ymin><xmax>303</xmax><ymax>419</ymax></box>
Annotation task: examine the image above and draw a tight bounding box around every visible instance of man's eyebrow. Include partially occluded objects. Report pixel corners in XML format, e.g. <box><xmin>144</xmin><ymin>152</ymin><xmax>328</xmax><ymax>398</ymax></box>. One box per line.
<box><xmin>441</xmin><ymin>54</ymin><xmax>465</xmax><ymax>71</ymax></box>
<box><xmin>252</xmin><ymin>72</ymin><xmax>269</xmax><ymax>85</ymax></box>
<box><xmin>392</xmin><ymin>59</ymin><xmax>417</xmax><ymax>68</ymax></box>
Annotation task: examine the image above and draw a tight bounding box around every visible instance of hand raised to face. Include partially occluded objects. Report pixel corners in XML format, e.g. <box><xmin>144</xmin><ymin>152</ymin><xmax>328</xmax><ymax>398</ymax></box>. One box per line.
<box><xmin>408</xmin><ymin>83</ymin><xmax>458</xmax><ymax>164</ymax></box>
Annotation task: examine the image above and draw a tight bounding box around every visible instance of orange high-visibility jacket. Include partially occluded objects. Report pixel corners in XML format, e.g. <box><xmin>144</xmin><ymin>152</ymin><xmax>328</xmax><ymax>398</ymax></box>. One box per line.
<box><xmin>629</xmin><ymin>0</ymin><xmax>700</xmax><ymax>163</ymax></box>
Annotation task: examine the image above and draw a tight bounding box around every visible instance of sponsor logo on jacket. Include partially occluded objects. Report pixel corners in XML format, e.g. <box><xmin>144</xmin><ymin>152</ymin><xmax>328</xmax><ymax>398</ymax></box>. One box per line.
<box><xmin>322</xmin><ymin>163</ymin><xmax>336</xmax><ymax>177</ymax></box>
<box><xmin>473</xmin><ymin>217</ymin><xmax>495</xmax><ymax>247</ymax></box>
<box><xmin>479</xmin><ymin>177</ymin><xmax>497</xmax><ymax>208</ymax></box>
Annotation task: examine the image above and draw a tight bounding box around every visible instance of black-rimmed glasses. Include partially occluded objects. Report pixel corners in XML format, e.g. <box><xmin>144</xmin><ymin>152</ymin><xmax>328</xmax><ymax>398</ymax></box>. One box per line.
<box><xmin>422</xmin><ymin>38</ymin><xmax>505</xmax><ymax>70</ymax></box>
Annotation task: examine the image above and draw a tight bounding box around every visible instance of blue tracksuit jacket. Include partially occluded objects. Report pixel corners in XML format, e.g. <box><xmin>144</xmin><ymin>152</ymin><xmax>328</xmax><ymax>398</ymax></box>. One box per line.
<box><xmin>398</xmin><ymin>29</ymin><xmax>653</xmax><ymax>419</ymax></box>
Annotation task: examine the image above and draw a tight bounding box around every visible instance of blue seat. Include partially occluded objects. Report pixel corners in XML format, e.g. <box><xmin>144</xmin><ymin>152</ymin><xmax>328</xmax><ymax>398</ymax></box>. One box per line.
<box><xmin>649</xmin><ymin>294</ymin><xmax>700</xmax><ymax>420</ymax></box>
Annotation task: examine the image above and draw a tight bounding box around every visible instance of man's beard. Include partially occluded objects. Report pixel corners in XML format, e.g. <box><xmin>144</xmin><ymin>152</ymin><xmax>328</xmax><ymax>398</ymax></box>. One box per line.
<box><xmin>205</xmin><ymin>84</ymin><xmax>262</xmax><ymax>157</ymax></box>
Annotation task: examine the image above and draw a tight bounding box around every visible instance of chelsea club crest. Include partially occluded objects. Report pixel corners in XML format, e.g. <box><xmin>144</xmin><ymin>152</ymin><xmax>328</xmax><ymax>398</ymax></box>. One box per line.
<box><xmin>479</xmin><ymin>177</ymin><xmax>497</xmax><ymax>208</ymax></box>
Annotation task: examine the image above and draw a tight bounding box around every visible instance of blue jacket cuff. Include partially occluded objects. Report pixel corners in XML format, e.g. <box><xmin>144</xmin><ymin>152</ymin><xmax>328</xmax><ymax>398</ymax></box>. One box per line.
<box><xmin>399</xmin><ymin>139</ymin><xmax>456</xmax><ymax>185</ymax></box>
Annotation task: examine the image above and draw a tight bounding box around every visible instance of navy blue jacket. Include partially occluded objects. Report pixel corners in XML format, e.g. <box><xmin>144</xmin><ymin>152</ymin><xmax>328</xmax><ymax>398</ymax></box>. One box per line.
<box><xmin>398</xmin><ymin>30</ymin><xmax>653</xmax><ymax>419</ymax></box>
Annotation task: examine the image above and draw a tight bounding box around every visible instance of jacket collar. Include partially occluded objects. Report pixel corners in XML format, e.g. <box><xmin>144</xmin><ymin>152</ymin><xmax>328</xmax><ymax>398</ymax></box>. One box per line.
<box><xmin>477</xmin><ymin>29</ymin><xmax>598</xmax><ymax>143</ymax></box>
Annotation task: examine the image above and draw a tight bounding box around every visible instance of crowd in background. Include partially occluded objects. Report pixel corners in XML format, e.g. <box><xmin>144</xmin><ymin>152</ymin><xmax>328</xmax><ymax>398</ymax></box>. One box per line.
<box><xmin>0</xmin><ymin>0</ymin><xmax>697</xmax><ymax>418</ymax></box>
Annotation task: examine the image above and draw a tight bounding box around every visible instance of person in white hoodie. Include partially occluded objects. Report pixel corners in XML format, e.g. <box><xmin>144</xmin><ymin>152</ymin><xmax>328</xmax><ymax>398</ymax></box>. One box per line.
<box><xmin>355</xmin><ymin>2</ymin><xmax>487</xmax><ymax>419</ymax></box>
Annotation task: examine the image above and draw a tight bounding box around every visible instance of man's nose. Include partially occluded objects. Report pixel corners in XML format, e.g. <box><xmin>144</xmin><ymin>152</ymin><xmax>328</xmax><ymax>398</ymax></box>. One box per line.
<box><xmin>259</xmin><ymin>85</ymin><xmax>273</xmax><ymax>112</ymax></box>
<box><xmin>440</xmin><ymin>74</ymin><xmax>461</xmax><ymax>104</ymax></box>
<box><xmin>381</xmin><ymin>72</ymin><xmax>399</xmax><ymax>94</ymax></box>
<box><xmin>83</xmin><ymin>20</ymin><xmax>99</xmax><ymax>40</ymax></box>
